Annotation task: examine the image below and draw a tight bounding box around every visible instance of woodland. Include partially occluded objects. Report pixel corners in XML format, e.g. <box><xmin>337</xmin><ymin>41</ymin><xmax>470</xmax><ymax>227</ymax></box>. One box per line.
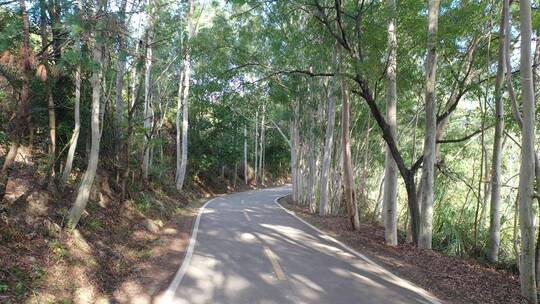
<box><xmin>1</xmin><ymin>0</ymin><xmax>540</xmax><ymax>303</ymax></box>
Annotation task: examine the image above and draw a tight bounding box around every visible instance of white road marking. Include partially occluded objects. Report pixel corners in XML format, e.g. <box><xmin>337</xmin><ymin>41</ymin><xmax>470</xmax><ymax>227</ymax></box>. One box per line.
<box><xmin>273</xmin><ymin>195</ymin><xmax>441</xmax><ymax>304</ymax></box>
<box><xmin>243</xmin><ymin>210</ymin><xmax>252</xmax><ymax>222</ymax></box>
<box><xmin>263</xmin><ymin>246</ymin><xmax>287</xmax><ymax>281</ymax></box>
<box><xmin>159</xmin><ymin>197</ymin><xmax>219</xmax><ymax>304</ymax></box>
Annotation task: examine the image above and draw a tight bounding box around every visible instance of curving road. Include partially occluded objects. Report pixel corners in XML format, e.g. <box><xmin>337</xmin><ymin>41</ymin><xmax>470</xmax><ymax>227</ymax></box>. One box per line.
<box><xmin>162</xmin><ymin>186</ymin><xmax>440</xmax><ymax>304</ymax></box>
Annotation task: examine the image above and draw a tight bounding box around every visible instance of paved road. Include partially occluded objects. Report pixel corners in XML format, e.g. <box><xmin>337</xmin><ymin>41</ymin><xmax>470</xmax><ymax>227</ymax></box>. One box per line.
<box><xmin>165</xmin><ymin>186</ymin><xmax>438</xmax><ymax>304</ymax></box>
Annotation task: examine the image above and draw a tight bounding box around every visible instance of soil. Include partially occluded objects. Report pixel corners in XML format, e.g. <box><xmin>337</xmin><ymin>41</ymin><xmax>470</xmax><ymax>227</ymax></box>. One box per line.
<box><xmin>279</xmin><ymin>195</ymin><xmax>531</xmax><ymax>304</ymax></box>
<box><xmin>0</xmin><ymin>153</ymin><xmax>275</xmax><ymax>304</ymax></box>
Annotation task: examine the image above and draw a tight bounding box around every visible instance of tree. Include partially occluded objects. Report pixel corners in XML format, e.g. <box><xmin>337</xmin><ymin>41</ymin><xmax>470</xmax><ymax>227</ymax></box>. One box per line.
<box><xmin>175</xmin><ymin>0</ymin><xmax>195</xmax><ymax>191</ymax></box>
<box><xmin>488</xmin><ymin>0</ymin><xmax>507</xmax><ymax>263</ymax></box>
<box><xmin>418</xmin><ymin>0</ymin><xmax>441</xmax><ymax>250</ymax></box>
<box><xmin>517</xmin><ymin>0</ymin><xmax>537</xmax><ymax>301</ymax></box>
<box><xmin>319</xmin><ymin>43</ymin><xmax>338</xmax><ymax>216</ymax></box>
<box><xmin>67</xmin><ymin>2</ymin><xmax>105</xmax><ymax>228</ymax></box>
<box><xmin>383</xmin><ymin>0</ymin><xmax>398</xmax><ymax>246</ymax></box>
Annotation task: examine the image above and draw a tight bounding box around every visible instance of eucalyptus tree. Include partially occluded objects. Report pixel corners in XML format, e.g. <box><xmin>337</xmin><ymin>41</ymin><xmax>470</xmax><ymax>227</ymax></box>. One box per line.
<box><xmin>383</xmin><ymin>0</ymin><xmax>398</xmax><ymax>245</ymax></box>
<box><xmin>488</xmin><ymin>0</ymin><xmax>507</xmax><ymax>263</ymax></box>
<box><xmin>175</xmin><ymin>0</ymin><xmax>195</xmax><ymax>191</ymax></box>
<box><xmin>418</xmin><ymin>0</ymin><xmax>441</xmax><ymax>250</ymax></box>
<box><xmin>517</xmin><ymin>0</ymin><xmax>537</xmax><ymax>301</ymax></box>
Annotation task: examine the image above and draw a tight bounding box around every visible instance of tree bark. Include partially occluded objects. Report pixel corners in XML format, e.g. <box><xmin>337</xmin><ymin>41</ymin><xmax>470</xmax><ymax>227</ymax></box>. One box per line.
<box><xmin>175</xmin><ymin>0</ymin><xmax>194</xmax><ymax>191</ymax></box>
<box><xmin>142</xmin><ymin>15</ymin><xmax>154</xmax><ymax>181</ymax></box>
<box><xmin>319</xmin><ymin>44</ymin><xmax>338</xmax><ymax>216</ymax></box>
<box><xmin>244</xmin><ymin>126</ymin><xmax>248</xmax><ymax>184</ymax></box>
<box><xmin>517</xmin><ymin>0</ymin><xmax>538</xmax><ymax>301</ymax></box>
<box><xmin>67</xmin><ymin>13</ymin><xmax>103</xmax><ymax>228</ymax></box>
<box><xmin>341</xmin><ymin>80</ymin><xmax>360</xmax><ymax>230</ymax></box>
<box><xmin>488</xmin><ymin>0</ymin><xmax>507</xmax><ymax>263</ymax></box>
<box><xmin>418</xmin><ymin>0</ymin><xmax>441</xmax><ymax>250</ymax></box>
<box><xmin>115</xmin><ymin>0</ymin><xmax>128</xmax><ymax>150</ymax></box>
<box><xmin>383</xmin><ymin>0</ymin><xmax>398</xmax><ymax>246</ymax></box>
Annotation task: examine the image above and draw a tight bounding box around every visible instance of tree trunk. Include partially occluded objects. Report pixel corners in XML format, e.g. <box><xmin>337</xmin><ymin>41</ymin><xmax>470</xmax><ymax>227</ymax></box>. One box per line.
<box><xmin>319</xmin><ymin>44</ymin><xmax>338</xmax><ymax>216</ymax></box>
<box><xmin>418</xmin><ymin>0</ymin><xmax>441</xmax><ymax>250</ymax></box>
<box><xmin>488</xmin><ymin>0</ymin><xmax>507</xmax><ymax>263</ymax></box>
<box><xmin>175</xmin><ymin>0</ymin><xmax>194</xmax><ymax>191</ymax></box>
<box><xmin>244</xmin><ymin>126</ymin><xmax>248</xmax><ymax>184</ymax></box>
<box><xmin>291</xmin><ymin>101</ymin><xmax>299</xmax><ymax>202</ymax></box>
<box><xmin>61</xmin><ymin>64</ymin><xmax>81</xmax><ymax>185</ymax></box>
<box><xmin>67</xmin><ymin>21</ymin><xmax>103</xmax><ymax>228</ymax></box>
<box><xmin>383</xmin><ymin>0</ymin><xmax>398</xmax><ymax>246</ymax></box>
<box><xmin>259</xmin><ymin>102</ymin><xmax>266</xmax><ymax>185</ymax></box>
<box><xmin>517</xmin><ymin>0</ymin><xmax>538</xmax><ymax>301</ymax></box>
<box><xmin>341</xmin><ymin>80</ymin><xmax>360</xmax><ymax>230</ymax></box>
<box><xmin>142</xmin><ymin>22</ymin><xmax>154</xmax><ymax>181</ymax></box>
<box><xmin>115</xmin><ymin>0</ymin><xmax>128</xmax><ymax>150</ymax></box>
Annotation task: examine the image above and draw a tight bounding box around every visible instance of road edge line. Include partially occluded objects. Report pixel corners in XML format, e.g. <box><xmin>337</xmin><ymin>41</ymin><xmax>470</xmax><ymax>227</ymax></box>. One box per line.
<box><xmin>159</xmin><ymin>196</ymin><xmax>218</xmax><ymax>303</ymax></box>
<box><xmin>273</xmin><ymin>194</ymin><xmax>441</xmax><ymax>304</ymax></box>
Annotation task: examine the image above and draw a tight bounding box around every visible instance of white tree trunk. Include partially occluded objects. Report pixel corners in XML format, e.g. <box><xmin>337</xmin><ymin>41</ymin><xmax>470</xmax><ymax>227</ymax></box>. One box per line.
<box><xmin>175</xmin><ymin>0</ymin><xmax>194</xmax><ymax>191</ymax></box>
<box><xmin>67</xmin><ymin>32</ymin><xmax>103</xmax><ymax>228</ymax></box>
<box><xmin>115</xmin><ymin>0</ymin><xmax>127</xmax><ymax>143</ymax></box>
<box><xmin>341</xmin><ymin>80</ymin><xmax>360</xmax><ymax>230</ymax></box>
<box><xmin>383</xmin><ymin>0</ymin><xmax>398</xmax><ymax>246</ymax></box>
<box><xmin>291</xmin><ymin>101</ymin><xmax>299</xmax><ymax>202</ymax></box>
<box><xmin>142</xmin><ymin>17</ymin><xmax>154</xmax><ymax>180</ymax></box>
<box><xmin>259</xmin><ymin>103</ymin><xmax>266</xmax><ymax>185</ymax></box>
<box><xmin>244</xmin><ymin>126</ymin><xmax>248</xmax><ymax>184</ymax></box>
<box><xmin>488</xmin><ymin>0</ymin><xmax>507</xmax><ymax>263</ymax></box>
<box><xmin>254</xmin><ymin>109</ymin><xmax>259</xmax><ymax>185</ymax></box>
<box><xmin>61</xmin><ymin>64</ymin><xmax>81</xmax><ymax>185</ymax></box>
<box><xmin>517</xmin><ymin>0</ymin><xmax>538</xmax><ymax>301</ymax></box>
<box><xmin>418</xmin><ymin>0</ymin><xmax>440</xmax><ymax>250</ymax></box>
<box><xmin>319</xmin><ymin>43</ymin><xmax>338</xmax><ymax>216</ymax></box>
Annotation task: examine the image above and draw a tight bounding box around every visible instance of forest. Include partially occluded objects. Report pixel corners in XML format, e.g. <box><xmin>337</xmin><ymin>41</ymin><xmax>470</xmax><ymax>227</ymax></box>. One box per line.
<box><xmin>1</xmin><ymin>0</ymin><xmax>540</xmax><ymax>303</ymax></box>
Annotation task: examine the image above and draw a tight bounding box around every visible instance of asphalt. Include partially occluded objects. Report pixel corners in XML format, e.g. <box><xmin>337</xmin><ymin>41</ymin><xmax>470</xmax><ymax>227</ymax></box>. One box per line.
<box><xmin>167</xmin><ymin>186</ymin><xmax>439</xmax><ymax>304</ymax></box>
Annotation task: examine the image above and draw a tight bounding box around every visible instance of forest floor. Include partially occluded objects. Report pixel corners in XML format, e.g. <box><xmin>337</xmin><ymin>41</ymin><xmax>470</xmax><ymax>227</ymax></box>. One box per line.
<box><xmin>279</xmin><ymin>195</ymin><xmax>531</xmax><ymax>304</ymax></box>
<box><xmin>0</xmin><ymin>148</ymin><xmax>272</xmax><ymax>303</ymax></box>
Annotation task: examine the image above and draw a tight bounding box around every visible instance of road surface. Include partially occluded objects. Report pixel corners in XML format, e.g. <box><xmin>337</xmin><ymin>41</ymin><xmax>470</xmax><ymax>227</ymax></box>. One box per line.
<box><xmin>163</xmin><ymin>186</ymin><xmax>439</xmax><ymax>304</ymax></box>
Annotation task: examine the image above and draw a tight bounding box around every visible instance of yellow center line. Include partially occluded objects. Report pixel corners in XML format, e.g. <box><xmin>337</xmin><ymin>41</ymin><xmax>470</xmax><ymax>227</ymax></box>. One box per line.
<box><xmin>263</xmin><ymin>246</ymin><xmax>286</xmax><ymax>281</ymax></box>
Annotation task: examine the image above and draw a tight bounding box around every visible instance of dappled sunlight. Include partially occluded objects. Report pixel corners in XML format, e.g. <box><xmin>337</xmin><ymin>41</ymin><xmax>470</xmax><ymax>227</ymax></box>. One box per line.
<box><xmin>169</xmin><ymin>187</ymin><xmax>437</xmax><ymax>304</ymax></box>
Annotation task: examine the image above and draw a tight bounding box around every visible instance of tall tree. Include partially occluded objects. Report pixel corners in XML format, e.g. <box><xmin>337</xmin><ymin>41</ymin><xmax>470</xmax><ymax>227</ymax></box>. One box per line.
<box><xmin>67</xmin><ymin>2</ymin><xmax>104</xmax><ymax>228</ymax></box>
<box><xmin>517</xmin><ymin>0</ymin><xmax>537</xmax><ymax>301</ymax></box>
<box><xmin>175</xmin><ymin>0</ymin><xmax>195</xmax><ymax>191</ymax></box>
<box><xmin>341</xmin><ymin>79</ymin><xmax>360</xmax><ymax>230</ymax></box>
<box><xmin>488</xmin><ymin>0</ymin><xmax>507</xmax><ymax>263</ymax></box>
<box><xmin>418</xmin><ymin>0</ymin><xmax>441</xmax><ymax>250</ymax></box>
<box><xmin>383</xmin><ymin>0</ymin><xmax>398</xmax><ymax>246</ymax></box>
<box><xmin>319</xmin><ymin>43</ymin><xmax>338</xmax><ymax>216</ymax></box>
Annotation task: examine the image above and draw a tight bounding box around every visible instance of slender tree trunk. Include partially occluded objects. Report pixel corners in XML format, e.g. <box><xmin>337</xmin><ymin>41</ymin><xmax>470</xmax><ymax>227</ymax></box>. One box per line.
<box><xmin>418</xmin><ymin>0</ymin><xmax>441</xmax><ymax>250</ymax></box>
<box><xmin>67</xmin><ymin>18</ymin><xmax>103</xmax><ymax>228</ymax></box>
<box><xmin>244</xmin><ymin>126</ymin><xmax>248</xmax><ymax>184</ymax></box>
<box><xmin>175</xmin><ymin>0</ymin><xmax>194</xmax><ymax>191</ymax></box>
<box><xmin>488</xmin><ymin>0</ymin><xmax>506</xmax><ymax>263</ymax></box>
<box><xmin>142</xmin><ymin>24</ymin><xmax>154</xmax><ymax>181</ymax></box>
<box><xmin>341</xmin><ymin>80</ymin><xmax>360</xmax><ymax>230</ymax></box>
<box><xmin>383</xmin><ymin>0</ymin><xmax>398</xmax><ymax>246</ymax></box>
<box><xmin>254</xmin><ymin>109</ymin><xmax>259</xmax><ymax>185</ymax></box>
<box><xmin>61</xmin><ymin>64</ymin><xmax>81</xmax><ymax>185</ymax></box>
<box><xmin>0</xmin><ymin>0</ymin><xmax>30</xmax><ymax>201</ymax></box>
<box><xmin>115</xmin><ymin>0</ymin><xmax>128</xmax><ymax>150</ymax></box>
<box><xmin>291</xmin><ymin>101</ymin><xmax>299</xmax><ymax>202</ymax></box>
<box><xmin>319</xmin><ymin>44</ymin><xmax>338</xmax><ymax>216</ymax></box>
<box><xmin>517</xmin><ymin>0</ymin><xmax>538</xmax><ymax>301</ymax></box>
<box><xmin>259</xmin><ymin>102</ymin><xmax>266</xmax><ymax>185</ymax></box>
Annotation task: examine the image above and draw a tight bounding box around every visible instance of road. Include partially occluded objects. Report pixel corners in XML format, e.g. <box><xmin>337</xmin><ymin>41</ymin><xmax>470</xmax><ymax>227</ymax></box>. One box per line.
<box><xmin>163</xmin><ymin>186</ymin><xmax>439</xmax><ymax>304</ymax></box>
